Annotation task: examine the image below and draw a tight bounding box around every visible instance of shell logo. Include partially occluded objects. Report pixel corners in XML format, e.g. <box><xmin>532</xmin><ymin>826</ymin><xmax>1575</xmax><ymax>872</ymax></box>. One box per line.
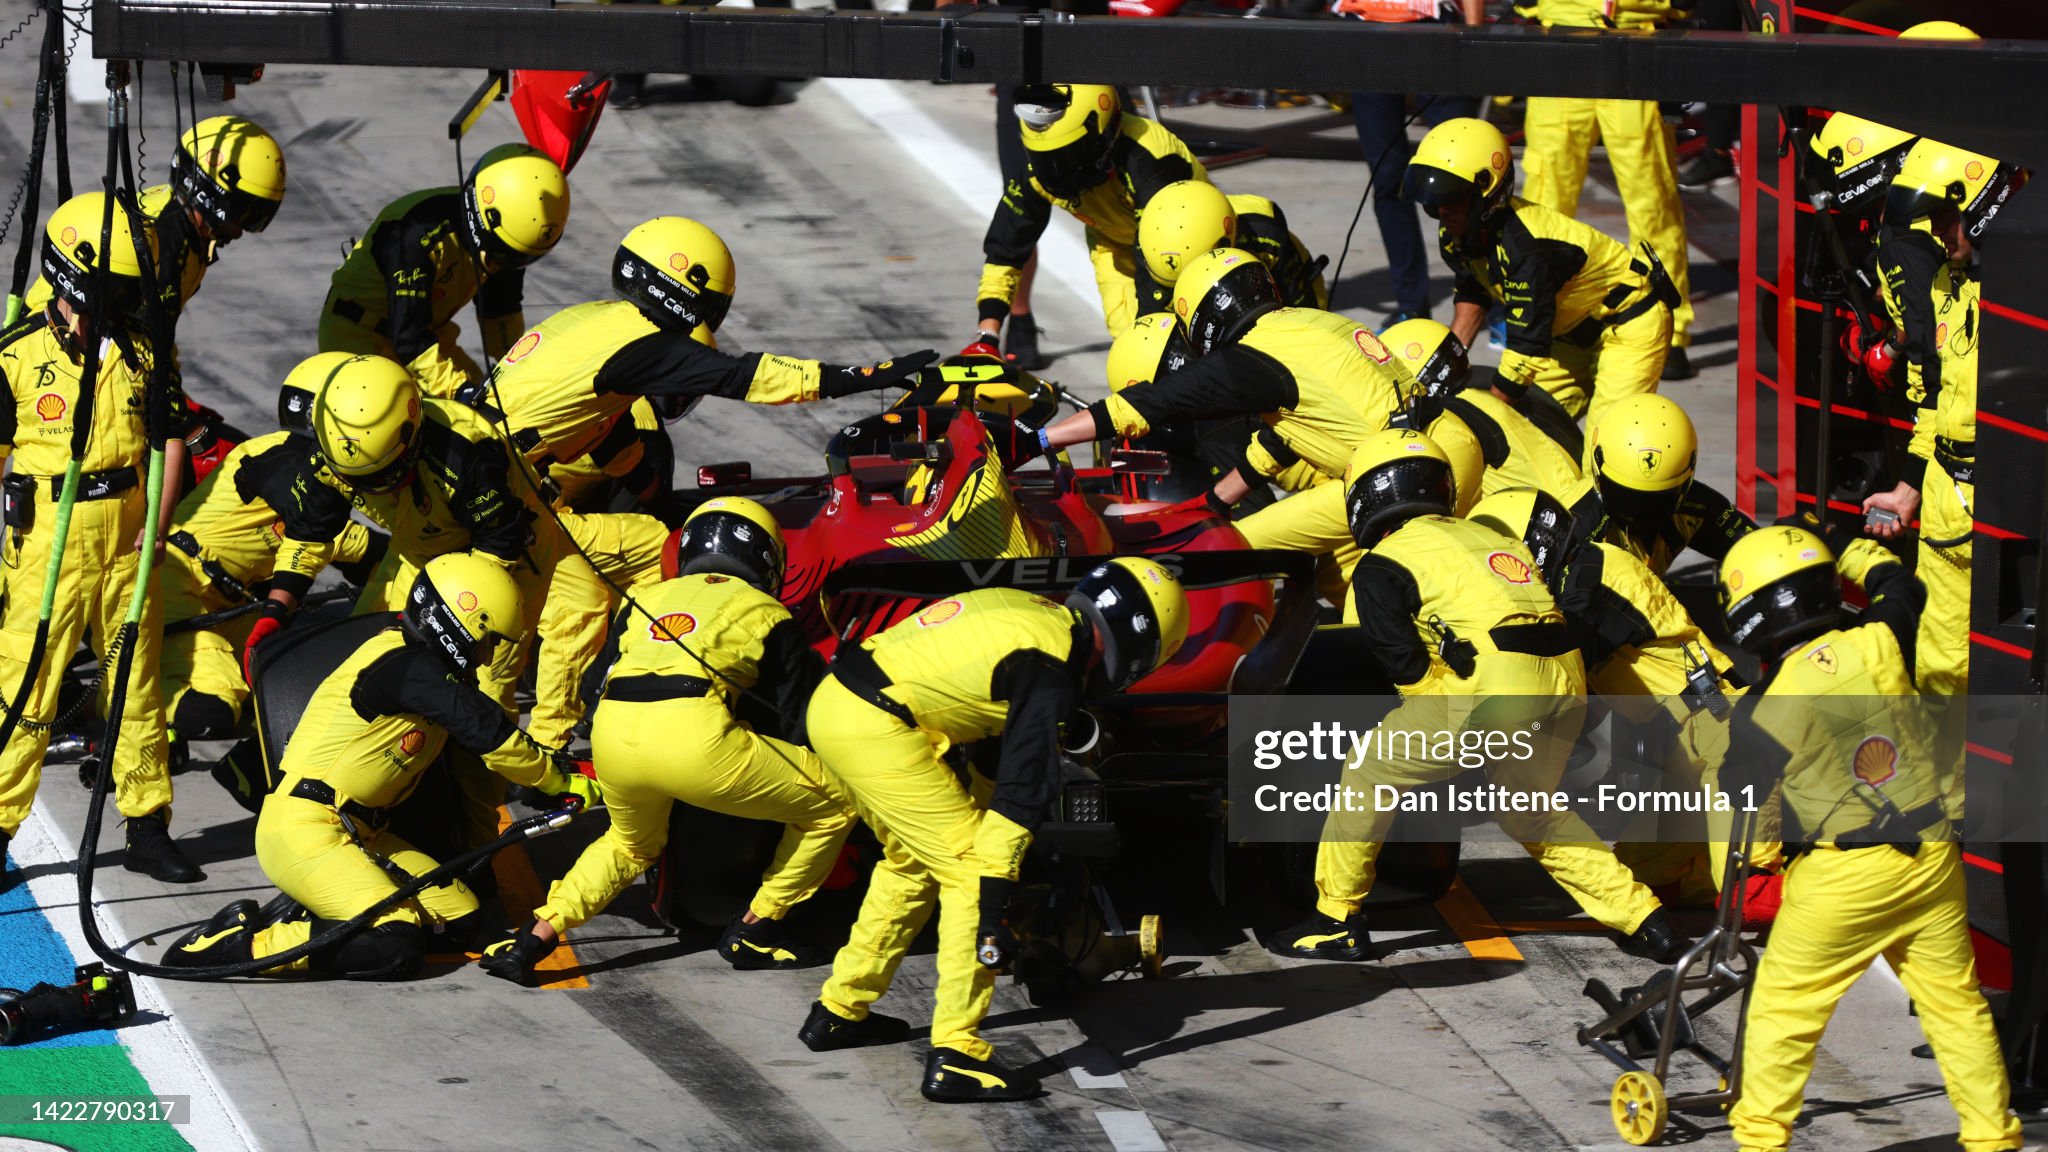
<box><xmin>1174</xmin><ymin>295</ymin><xmax>1192</xmax><ymax>319</ymax></box>
<box><xmin>670</xmin><ymin>252</ymin><xmax>692</xmax><ymax>274</ymax></box>
<box><xmin>1097</xmin><ymin>92</ymin><xmax>1114</xmax><ymax>111</ymax></box>
<box><xmin>1725</xmin><ymin>568</ymin><xmax>1744</xmax><ymax>596</ymax></box>
<box><xmin>457</xmin><ymin>590</ymin><xmax>478</xmax><ymax>612</ymax></box>
<box><xmin>59</xmin><ymin>226</ymin><xmax>77</xmax><ymax>247</ymax></box>
<box><xmin>398</xmin><ymin>729</ymin><xmax>427</xmax><ymax>756</ymax></box>
<box><xmin>34</xmin><ymin>393</ymin><xmax>66</xmax><ymax>423</ymax></box>
<box><xmin>891</xmin><ymin>521</ymin><xmax>918</xmax><ymax>533</ymax></box>
<box><xmin>1352</xmin><ymin>329</ymin><xmax>1391</xmax><ymax>364</ymax></box>
<box><xmin>1935</xmin><ymin>322</ymin><xmax>1948</xmax><ymax>347</ymax></box>
<box><xmin>1966</xmin><ymin>160</ymin><xmax>1985</xmax><ymax>181</ymax></box>
<box><xmin>480</xmin><ymin>185</ymin><xmax>497</xmax><ymax>206</ymax></box>
<box><xmin>1404</xmin><ymin>341</ymin><xmax>1425</xmax><ymax>361</ymax></box>
<box><xmin>1852</xmin><ymin>734</ymin><xmax>1898</xmax><ymax>787</ymax></box>
<box><xmin>649</xmin><ymin>611</ymin><xmax>696</xmax><ymax>641</ymax></box>
<box><xmin>917</xmin><ymin>598</ymin><xmax>966</xmax><ymax>627</ymax></box>
<box><xmin>505</xmin><ymin>331</ymin><xmax>542</xmax><ymax>362</ymax></box>
<box><xmin>702</xmin><ymin>574</ymin><xmax>729</xmax><ymax>585</ymax></box>
<box><xmin>1486</xmin><ymin>551</ymin><xmax>1533</xmax><ymax>584</ymax></box>
<box><xmin>1847</xmin><ymin>136</ymin><xmax>1865</xmax><ymax>156</ymax></box>
<box><xmin>1490</xmin><ymin>150</ymin><xmax>1506</xmax><ymax>172</ymax></box>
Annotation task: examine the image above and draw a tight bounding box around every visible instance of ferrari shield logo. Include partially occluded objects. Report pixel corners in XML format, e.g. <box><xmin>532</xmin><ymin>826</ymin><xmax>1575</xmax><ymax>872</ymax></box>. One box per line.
<box><xmin>1638</xmin><ymin>448</ymin><xmax>1662</xmax><ymax>478</ymax></box>
<box><xmin>1807</xmin><ymin>644</ymin><xmax>1838</xmax><ymax>675</ymax></box>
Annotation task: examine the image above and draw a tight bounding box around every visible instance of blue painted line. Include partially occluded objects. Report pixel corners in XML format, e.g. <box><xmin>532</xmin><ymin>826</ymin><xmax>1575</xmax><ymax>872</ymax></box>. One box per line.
<box><xmin>0</xmin><ymin>847</ymin><xmax>120</xmax><ymax>1048</ymax></box>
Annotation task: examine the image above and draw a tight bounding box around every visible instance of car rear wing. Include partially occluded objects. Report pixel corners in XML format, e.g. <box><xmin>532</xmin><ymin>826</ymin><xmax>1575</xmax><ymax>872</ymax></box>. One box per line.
<box><xmin>818</xmin><ymin>549</ymin><xmax>1319</xmax><ymax>697</ymax></box>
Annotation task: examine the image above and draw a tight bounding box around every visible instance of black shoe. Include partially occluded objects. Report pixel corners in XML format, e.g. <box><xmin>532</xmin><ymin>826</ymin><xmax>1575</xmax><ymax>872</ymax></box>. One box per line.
<box><xmin>1003</xmin><ymin>315</ymin><xmax>1047</xmax><ymax>372</ymax></box>
<box><xmin>162</xmin><ymin>900</ymin><xmax>260</xmax><ymax>968</ymax></box>
<box><xmin>125</xmin><ymin>811</ymin><xmax>204</xmax><ymax>884</ymax></box>
<box><xmin>799</xmin><ymin>1000</ymin><xmax>910</xmax><ymax>1052</ymax></box>
<box><xmin>1660</xmin><ymin>347</ymin><xmax>1696</xmax><ymax>381</ymax></box>
<box><xmin>1379</xmin><ymin>310</ymin><xmax>1425</xmax><ymax>329</ymax></box>
<box><xmin>76</xmin><ymin>756</ymin><xmax>102</xmax><ymax>792</ymax></box>
<box><xmin>1267</xmin><ymin>912</ymin><xmax>1373</xmax><ymax>961</ymax></box>
<box><xmin>921</xmin><ymin>1046</ymin><xmax>1042</xmax><ymax>1103</ymax></box>
<box><xmin>1619</xmin><ymin>909</ymin><xmax>1690</xmax><ymax>964</ymax></box>
<box><xmin>1677</xmin><ymin>149</ymin><xmax>1734</xmax><ymax>192</ymax></box>
<box><xmin>1911</xmin><ymin>1041</ymin><xmax>1935</xmax><ymax>1059</ymax></box>
<box><xmin>718</xmin><ymin>914</ymin><xmax>829</xmax><ymax>971</ymax></box>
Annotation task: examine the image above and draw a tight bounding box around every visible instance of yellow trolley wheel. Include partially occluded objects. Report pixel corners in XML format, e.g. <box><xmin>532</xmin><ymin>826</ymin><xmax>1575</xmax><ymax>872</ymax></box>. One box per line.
<box><xmin>1611</xmin><ymin>1070</ymin><xmax>1668</xmax><ymax>1146</ymax></box>
<box><xmin>1138</xmin><ymin>914</ymin><xmax>1165</xmax><ymax>979</ymax></box>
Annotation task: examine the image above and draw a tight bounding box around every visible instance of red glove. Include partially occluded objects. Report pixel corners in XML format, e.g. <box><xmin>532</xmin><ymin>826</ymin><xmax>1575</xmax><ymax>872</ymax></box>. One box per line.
<box><xmin>1165</xmin><ymin>490</ymin><xmax>1232</xmax><ymax>518</ymax></box>
<box><xmin>242</xmin><ymin>602</ymin><xmax>289</xmax><ymax>682</ymax></box>
<box><xmin>1839</xmin><ymin>320</ymin><xmax>1897</xmax><ymax>391</ymax></box>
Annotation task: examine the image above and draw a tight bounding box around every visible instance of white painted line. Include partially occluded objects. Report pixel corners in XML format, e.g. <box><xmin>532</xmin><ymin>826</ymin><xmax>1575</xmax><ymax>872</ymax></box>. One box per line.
<box><xmin>1064</xmin><ymin>1043</ymin><xmax>1129</xmax><ymax>1089</ymax></box>
<box><xmin>19</xmin><ymin>804</ymin><xmax>261</xmax><ymax>1152</ymax></box>
<box><xmin>1096</xmin><ymin>1108</ymin><xmax>1170</xmax><ymax>1152</ymax></box>
<box><xmin>815</xmin><ymin>79</ymin><xmax>1108</xmax><ymax>322</ymax></box>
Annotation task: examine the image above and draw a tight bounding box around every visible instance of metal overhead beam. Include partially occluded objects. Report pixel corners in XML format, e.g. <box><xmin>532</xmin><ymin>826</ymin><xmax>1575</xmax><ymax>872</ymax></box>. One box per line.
<box><xmin>94</xmin><ymin>1</ymin><xmax>2048</xmax><ymax>167</ymax></box>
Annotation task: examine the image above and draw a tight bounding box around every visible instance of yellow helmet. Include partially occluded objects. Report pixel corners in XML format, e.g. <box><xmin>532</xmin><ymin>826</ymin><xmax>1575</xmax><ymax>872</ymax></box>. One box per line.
<box><xmin>405</xmin><ymin>551</ymin><xmax>526</xmax><ymax>673</ymax></box>
<box><xmin>1885</xmin><ymin>138</ymin><xmax>2026</xmax><ymax>243</ymax></box>
<box><xmin>1403</xmin><ymin>118</ymin><xmax>1515</xmax><ymax>243</ymax></box>
<box><xmin>614</xmin><ymin>216</ymin><xmax>738</xmax><ymax>335</ymax></box>
<box><xmin>311</xmin><ymin>354</ymin><xmax>423</xmax><ymax>493</ymax></box>
<box><xmin>1468</xmin><ymin>487</ymin><xmax>1575</xmax><ymax>588</ymax></box>
<box><xmin>1172</xmin><ymin>247</ymin><xmax>1280</xmax><ymax>356</ymax></box>
<box><xmin>1015</xmin><ymin>83</ymin><xmax>1123</xmax><ymax>200</ymax></box>
<box><xmin>1899</xmin><ymin>20</ymin><xmax>1976</xmax><ymax>39</ymax></box>
<box><xmin>1809</xmin><ymin>113</ymin><xmax>1918</xmax><ymax>212</ymax></box>
<box><xmin>1106</xmin><ymin>312</ymin><xmax>1194</xmax><ymax>393</ymax></box>
<box><xmin>1590</xmin><ymin>393</ymin><xmax>1697</xmax><ymax>526</ymax></box>
<box><xmin>40</xmin><ymin>192</ymin><xmax>153</xmax><ymax>316</ymax></box>
<box><xmin>462</xmin><ymin>143</ymin><xmax>570</xmax><ymax>268</ymax></box>
<box><xmin>1383</xmin><ymin>317</ymin><xmax>1469</xmax><ymax>398</ymax></box>
<box><xmin>276</xmin><ymin>350</ymin><xmax>361</xmax><ymax>436</ymax></box>
<box><xmin>1344</xmin><ymin>429</ymin><xmax>1455</xmax><ymax>548</ymax></box>
<box><xmin>665</xmin><ymin>495</ymin><xmax>785</xmax><ymax>592</ymax></box>
<box><xmin>1069</xmin><ymin>556</ymin><xmax>1190</xmax><ymax>691</ymax></box>
<box><xmin>1137</xmin><ymin>180</ymin><xmax>1236</xmax><ymax>286</ymax></box>
<box><xmin>174</xmin><ymin>115</ymin><xmax>286</xmax><ymax>235</ymax></box>
<box><xmin>1718</xmin><ymin>524</ymin><xmax>1840</xmax><ymax>655</ymax></box>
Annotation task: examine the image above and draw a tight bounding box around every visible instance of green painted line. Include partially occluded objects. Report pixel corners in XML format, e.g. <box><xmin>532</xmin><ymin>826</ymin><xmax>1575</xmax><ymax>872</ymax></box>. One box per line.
<box><xmin>0</xmin><ymin>1044</ymin><xmax>195</xmax><ymax>1152</ymax></box>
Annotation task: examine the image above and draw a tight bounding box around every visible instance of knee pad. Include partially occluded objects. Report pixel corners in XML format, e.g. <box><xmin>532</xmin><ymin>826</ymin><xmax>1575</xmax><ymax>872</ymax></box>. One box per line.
<box><xmin>174</xmin><ymin>691</ymin><xmax>240</xmax><ymax>741</ymax></box>
<box><xmin>309</xmin><ymin>919</ymin><xmax>429</xmax><ymax>981</ymax></box>
<box><xmin>210</xmin><ymin>738</ymin><xmax>275</xmax><ymax>815</ymax></box>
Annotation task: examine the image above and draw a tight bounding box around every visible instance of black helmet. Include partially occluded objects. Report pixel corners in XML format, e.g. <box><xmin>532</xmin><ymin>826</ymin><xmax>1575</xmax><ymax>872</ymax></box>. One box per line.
<box><xmin>1171</xmin><ymin>248</ymin><xmax>1282</xmax><ymax>356</ymax></box>
<box><xmin>1343</xmin><ymin>430</ymin><xmax>1456</xmax><ymax>548</ymax></box>
<box><xmin>665</xmin><ymin>496</ymin><xmax>785</xmax><ymax>592</ymax></box>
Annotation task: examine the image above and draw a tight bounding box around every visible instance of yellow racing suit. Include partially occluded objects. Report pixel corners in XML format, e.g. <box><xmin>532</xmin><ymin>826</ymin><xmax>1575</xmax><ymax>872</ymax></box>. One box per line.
<box><xmin>258</xmin><ymin>398</ymin><xmax>578</xmax><ymax>847</ymax></box>
<box><xmin>1403</xmin><ymin>386</ymin><xmax>1584</xmax><ymax>504</ymax></box>
<box><xmin>1317</xmin><ymin>515</ymin><xmax>1663</xmax><ymax>935</ymax></box>
<box><xmin>808</xmin><ymin>588</ymin><xmax>1088</xmax><ymax>1061</ymax></box>
<box><xmin>1557</xmin><ymin>538</ymin><xmax>1759</xmax><ymax>895</ymax></box>
<box><xmin>1445</xmin><ymin>197</ymin><xmax>1674</xmax><ymax>435</ymax></box>
<box><xmin>978</xmin><ymin>114</ymin><xmax>1205</xmax><ymax>337</ymax></box>
<box><xmin>1092</xmin><ymin>307</ymin><xmax>1411</xmax><ymax>585</ymax></box>
<box><xmin>1519</xmin><ymin>0</ymin><xmax>1694</xmax><ymax>347</ymax></box>
<box><xmin>320</xmin><ymin>189</ymin><xmax>528</xmax><ymax>398</ymax></box>
<box><xmin>1210</xmin><ymin>194</ymin><xmax>1329</xmax><ymax>311</ymax></box>
<box><xmin>156</xmin><ymin>430</ymin><xmax>380</xmax><ymax>741</ymax></box>
<box><xmin>0</xmin><ymin>314</ymin><xmax>184</xmax><ymax>836</ymax></box>
<box><xmin>535</xmin><ymin>574</ymin><xmax>856</xmax><ymax>935</ymax></box>
<box><xmin>1725</xmin><ymin>545</ymin><xmax>2018</xmax><ymax>1152</ymax></box>
<box><xmin>1877</xmin><ymin>224</ymin><xmax>1976</xmax><ymax>696</ymax></box>
<box><xmin>248</xmin><ymin>627</ymin><xmax>573</xmax><ymax>978</ymax></box>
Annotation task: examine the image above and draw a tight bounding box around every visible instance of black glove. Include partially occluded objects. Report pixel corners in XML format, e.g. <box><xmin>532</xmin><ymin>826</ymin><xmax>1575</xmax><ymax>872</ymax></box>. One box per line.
<box><xmin>819</xmin><ymin>349</ymin><xmax>940</xmax><ymax>398</ymax></box>
<box><xmin>976</xmin><ymin>876</ymin><xmax>1021</xmax><ymax>971</ymax></box>
<box><xmin>478</xmin><ymin>922</ymin><xmax>557</xmax><ymax>987</ymax></box>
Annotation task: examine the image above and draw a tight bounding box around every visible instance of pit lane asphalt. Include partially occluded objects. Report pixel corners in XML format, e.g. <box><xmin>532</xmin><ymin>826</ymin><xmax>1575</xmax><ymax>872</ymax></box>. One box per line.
<box><xmin>0</xmin><ymin>55</ymin><xmax>2008</xmax><ymax>1152</ymax></box>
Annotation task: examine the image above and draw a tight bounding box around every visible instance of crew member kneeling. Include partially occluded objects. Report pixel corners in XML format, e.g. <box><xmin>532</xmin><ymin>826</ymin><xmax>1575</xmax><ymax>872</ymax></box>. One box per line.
<box><xmin>162</xmin><ymin>554</ymin><xmax>595</xmax><ymax>978</ymax></box>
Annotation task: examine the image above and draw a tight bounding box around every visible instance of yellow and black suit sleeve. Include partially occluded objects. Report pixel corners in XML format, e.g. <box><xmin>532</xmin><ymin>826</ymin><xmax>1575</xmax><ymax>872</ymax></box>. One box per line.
<box><xmin>593</xmin><ymin>327</ymin><xmax>886</xmax><ymax>405</ymax></box>
<box><xmin>1673</xmin><ymin>483</ymin><xmax>1757</xmax><ymax>564</ymax></box>
<box><xmin>369</xmin><ymin>193</ymin><xmax>509</xmax><ymax>364</ymax></box>
<box><xmin>984</xmin><ymin>627</ymin><xmax>1089</xmax><ymax>834</ymax></box>
<box><xmin>353</xmin><ymin>642</ymin><xmax>555</xmax><ymax>784</ymax></box>
<box><xmin>1495</xmin><ymin>215</ymin><xmax>1588</xmax><ymax>364</ymax></box>
<box><xmin>1348</xmin><ymin>554</ymin><xmax>1432</xmax><ymax>687</ymax></box>
<box><xmin>1089</xmin><ymin>344</ymin><xmax>1297</xmax><ymax>440</ymax></box>
<box><xmin>1849</xmin><ymin>551</ymin><xmax>1925</xmax><ymax>681</ymax></box>
<box><xmin>1877</xmin><ymin>230</ymin><xmax>1949</xmax><ymax>486</ymax></box>
<box><xmin>1439</xmin><ymin>395</ymin><xmax>1512</xmax><ymax>469</ymax></box>
<box><xmin>978</xmin><ymin>177</ymin><xmax>1058</xmax><ymax>324</ymax></box>
<box><xmin>1556</xmin><ymin>545</ymin><xmax>1655</xmax><ymax>669</ymax></box>
<box><xmin>415</xmin><ymin>419</ymin><xmax>534</xmax><ymax>562</ymax></box>
<box><xmin>238</xmin><ymin>435</ymin><xmax>355</xmax><ymax>600</ymax></box>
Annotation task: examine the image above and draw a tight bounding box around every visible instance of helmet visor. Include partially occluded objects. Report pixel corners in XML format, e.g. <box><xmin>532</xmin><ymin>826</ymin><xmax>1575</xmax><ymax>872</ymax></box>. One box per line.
<box><xmin>1402</xmin><ymin>165</ymin><xmax>1477</xmax><ymax>219</ymax></box>
<box><xmin>330</xmin><ymin>441</ymin><xmax>417</xmax><ymax>494</ymax></box>
<box><xmin>1028</xmin><ymin>137</ymin><xmax>1115</xmax><ymax>201</ymax></box>
<box><xmin>1594</xmin><ymin>471</ymin><xmax>1687</xmax><ymax>528</ymax></box>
